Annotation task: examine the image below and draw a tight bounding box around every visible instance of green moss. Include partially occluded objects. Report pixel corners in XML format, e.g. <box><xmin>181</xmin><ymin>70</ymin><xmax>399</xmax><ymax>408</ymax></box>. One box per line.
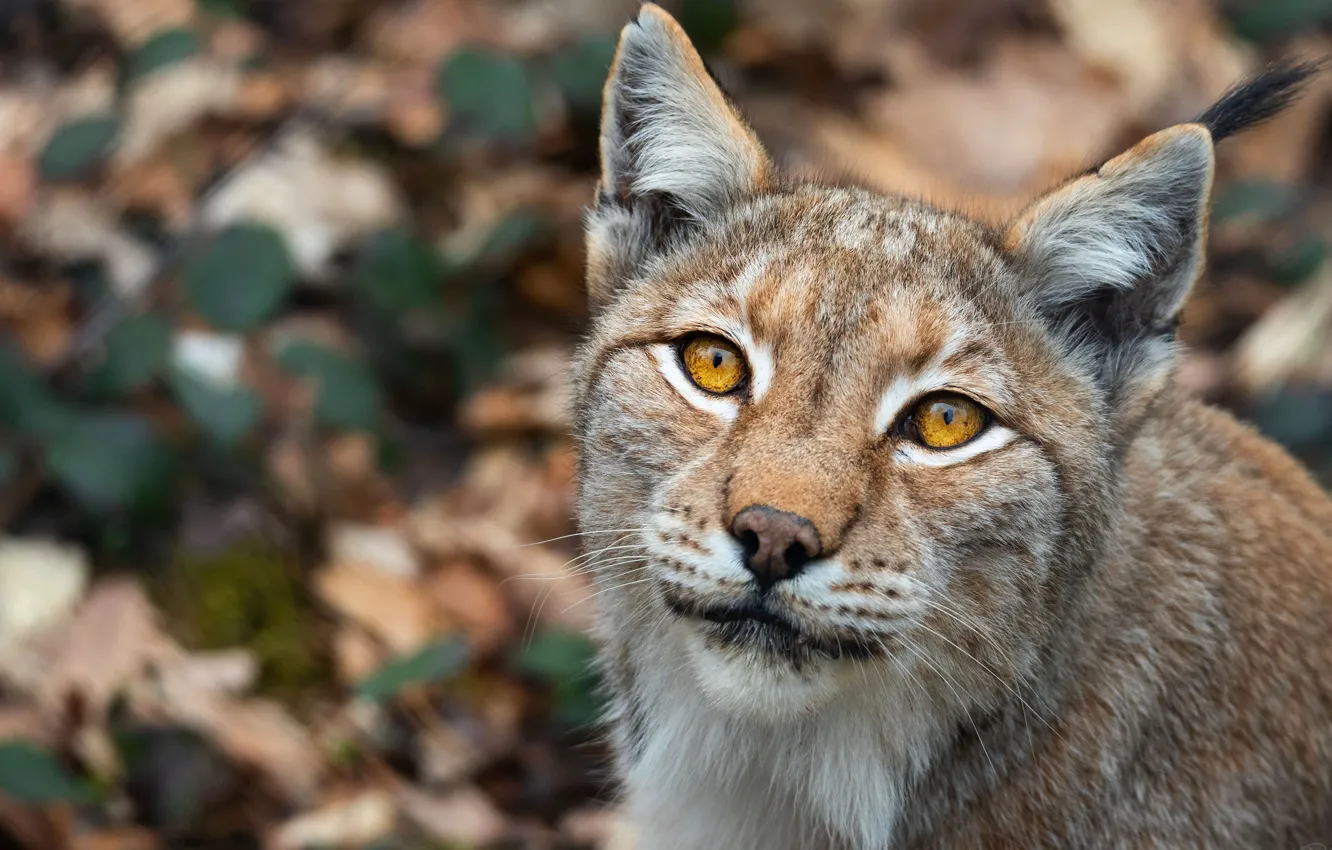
<box><xmin>153</xmin><ymin>542</ymin><xmax>332</xmax><ymax>702</ymax></box>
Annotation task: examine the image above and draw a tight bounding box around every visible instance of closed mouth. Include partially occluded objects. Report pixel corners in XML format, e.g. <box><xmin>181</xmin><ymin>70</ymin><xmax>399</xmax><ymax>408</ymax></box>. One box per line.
<box><xmin>663</xmin><ymin>593</ymin><xmax>876</xmax><ymax>662</ymax></box>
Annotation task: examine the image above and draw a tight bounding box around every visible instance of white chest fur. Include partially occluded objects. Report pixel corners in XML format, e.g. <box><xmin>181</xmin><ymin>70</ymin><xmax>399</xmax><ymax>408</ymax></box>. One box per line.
<box><xmin>619</xmin><ymin>628</ymin><xmax>946</xmax><ymax>850</ymax></box>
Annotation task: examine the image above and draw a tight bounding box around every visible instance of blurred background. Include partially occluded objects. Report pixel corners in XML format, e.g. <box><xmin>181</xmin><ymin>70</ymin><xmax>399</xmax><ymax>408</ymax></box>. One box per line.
<box><xmin>1</xmin><ymin>0</ymin><xmax>1331</xmax><ymax>847</ymax></box>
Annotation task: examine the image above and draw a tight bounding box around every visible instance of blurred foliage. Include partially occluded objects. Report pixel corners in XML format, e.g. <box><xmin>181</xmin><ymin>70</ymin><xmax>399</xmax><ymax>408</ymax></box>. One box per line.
<box><xmin>356</xmin><ymin>638</ymin><xmax>468</xmax><ymax>703</ymax></box>
<box><xmin>1</xmin><ymin>0</ymin><xmax>1332</xmax><ymax>845</ymax></box>
<box><xmin>153</xmin><ymin>543</ymin><xmax>331</xmax><ymax>700</ymax></box>
<box><xmin>0</xmin><ymin>741</ymin><xmax>95</xmax><ymax>805</ymax></box>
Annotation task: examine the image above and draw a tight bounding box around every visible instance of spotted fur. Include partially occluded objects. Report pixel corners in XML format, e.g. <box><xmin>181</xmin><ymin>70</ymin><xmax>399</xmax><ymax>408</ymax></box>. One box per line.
<box><xmin>575</xmin><ymin>6</ymin><xmax>1332</xmax><ymax>848</ymax></box>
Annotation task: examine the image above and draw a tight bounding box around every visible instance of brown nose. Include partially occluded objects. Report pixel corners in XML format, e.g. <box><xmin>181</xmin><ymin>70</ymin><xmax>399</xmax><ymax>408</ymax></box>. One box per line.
<box><xmin>730</xmin><ymin>505</ymin><xmax>823</xmax><ymax>587</ymax></box>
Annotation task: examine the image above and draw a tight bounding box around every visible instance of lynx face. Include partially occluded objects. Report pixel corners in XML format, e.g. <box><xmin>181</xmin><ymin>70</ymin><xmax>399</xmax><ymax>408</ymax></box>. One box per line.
<box><xmin>575</xmin><ymin>5</ymin><xmax>1222</xmax><ymax>722</ymax></box>
<box><xmin>578</xmin><ymin>190</ymin><xmax>1098</xmax><ymax>717</ymax></box>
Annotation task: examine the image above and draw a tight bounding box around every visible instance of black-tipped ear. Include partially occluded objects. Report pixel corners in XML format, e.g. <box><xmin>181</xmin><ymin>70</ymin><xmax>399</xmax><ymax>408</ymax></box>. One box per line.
<box><xmin>1005</xmin><ymin>126</ymin><xmax>1215</xmax><ymax>412</ymax></box>
<box><xmin>585</xmin><ymin>3</ymin><xmax>770</xmax><ymax>308</ymax></box>
<box><xmin>1195</xmin><ymin>59</ymin><xmax>1321</xmax><ymax>143</ymax></box>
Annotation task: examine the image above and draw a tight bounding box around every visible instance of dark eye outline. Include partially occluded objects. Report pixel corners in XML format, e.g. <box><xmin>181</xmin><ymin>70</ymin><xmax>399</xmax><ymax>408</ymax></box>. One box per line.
<box><xmin>675</xmin><ymin>333</ymin><xmax>750</xmax><ymax>396</ymax></box>
<box><xmin>896</xmin><ymin>391</ymin><xmax>993</xmax><ymax>450</ymax></box>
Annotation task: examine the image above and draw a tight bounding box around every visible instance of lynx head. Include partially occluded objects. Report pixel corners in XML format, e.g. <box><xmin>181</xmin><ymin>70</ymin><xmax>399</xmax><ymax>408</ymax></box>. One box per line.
<box><xmin>575</xmin><ymin>4</ymin><xmax>1314</xmax><ymax>720</ymax></box>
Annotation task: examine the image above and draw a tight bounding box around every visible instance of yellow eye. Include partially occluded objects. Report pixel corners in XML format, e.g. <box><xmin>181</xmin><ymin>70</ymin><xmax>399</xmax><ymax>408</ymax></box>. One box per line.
<box><xmin>679</xmin><ymin>334</ymin><xmax>747</xmax><ymax>394</ymax></box>
<box><xmin>906</xmin><ymin>392</ymin><xmax>989</xmax><ymax>449</ymax></box>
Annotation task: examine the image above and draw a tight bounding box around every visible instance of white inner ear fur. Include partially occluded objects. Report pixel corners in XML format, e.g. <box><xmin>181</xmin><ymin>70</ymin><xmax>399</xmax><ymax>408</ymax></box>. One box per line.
<box><xmin>1011</xmin><ymin>126</ymin><xmax>1213</xmax><ymax>315</ymax></box>
<box><xmin>600</xmin><ymin>7</ymin><xmax>767</xmax><ymax>221</ymax></box>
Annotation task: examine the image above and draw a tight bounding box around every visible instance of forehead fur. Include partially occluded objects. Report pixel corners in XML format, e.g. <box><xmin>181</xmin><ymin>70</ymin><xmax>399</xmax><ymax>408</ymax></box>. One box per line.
<box><xmin>590</xmin><ymin>185</ymin><xmax>1016</xmax><ymax>362</ymax></box>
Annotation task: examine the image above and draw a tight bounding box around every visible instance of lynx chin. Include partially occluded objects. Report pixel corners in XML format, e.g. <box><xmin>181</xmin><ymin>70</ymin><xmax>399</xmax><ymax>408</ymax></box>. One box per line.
<box><xmin>573</xmin><ymin>5</ymin><xmax>1332</xmax><ymax>848</ymax></box>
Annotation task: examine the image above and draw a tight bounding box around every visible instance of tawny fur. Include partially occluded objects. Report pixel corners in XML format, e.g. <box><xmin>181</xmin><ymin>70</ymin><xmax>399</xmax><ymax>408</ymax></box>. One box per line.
<box><xmin>574</xmin><ymin>6</ymin><xmax>1332</xmax><ymax>848</ymax></box>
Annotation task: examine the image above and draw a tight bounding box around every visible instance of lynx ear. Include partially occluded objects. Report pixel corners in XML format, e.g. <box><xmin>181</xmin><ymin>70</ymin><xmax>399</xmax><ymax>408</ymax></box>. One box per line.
<box><xmin>1005</xmin><ymin>125</ymin><xmax>1214</xmax><ymax>404</ymax></box>
<box><xmin>1006</xmin><ymin>60</ymin><xmax>1318</xmax><ymax>415</ymax></box>
<box><xmin>586</xmin><ymin>3</ymin><xmax>771</xmax><ymax>306</ymax></box>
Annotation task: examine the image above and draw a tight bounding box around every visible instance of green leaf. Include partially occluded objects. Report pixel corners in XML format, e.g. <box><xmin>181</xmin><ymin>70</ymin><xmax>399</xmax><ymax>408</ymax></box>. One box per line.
<box><xmin>1211</xmin><ymin>180</ymin><xmax>1298</xmax><ymax>224</ymax></box>
<box><xmin>195</xmin><ymin>0</ymin><xmax>247</xmax><ymax>17</ymax></box>
<box><xmin>0</xmin><ymin>741</ymin><xmax>94</xmax><ymax>804</ymax></box>
<box><xmin>1270</xmin><ymin>234</ymin><xmax>1327</xmax><ymax>287</ymax></box>
<box><xmin>0</xmin><ymin>448</ymin><xmax>17</xmax><ymax>488</ymax></box>
<box><xmin>470</xmin><ymin>209</ymin><xmax>550</xmax><ymax>268</ymax></box>
<box><xmin>1250</xmin><ymin>387</ymin><xmax>1332</xmax><ymax>449</ymax></box>
<box><xmin>552</xmin><ymin>37</ymin><xmax>618</xmax><ymax>115</ymax></box>
<box><xmin>678</xmin><ymin>0</ymin><xmax>738</xmax><ymax>53</ymax></box>
<box><xmin>1228</xmin><ymin>0</ymin><xmax>1332</xmax><ymax>42</ymax></box>
<box><xmin>517</xmin><ymin>630</ymin><xmax>603</xmax><ymax>728</ymax></box>
<box><xmin>518</xmin><ymin>629</ymin><xmax>597</xmax><ymax>680</ymax></box>
<box><xmin>276</xmin><ymin>342</ymin><xmax>383</xmax><ymax>430</ymax></box>
<box><xmin>99</xmin><ymin>313</ymin><xmax>171</xmax><ymax>393</ymax></box>
<box><xmin>0</xmin><ymin>347</ymin><xmax>71</xmax><ymax>434</ymax></box>
<box><xmin>168</xmin><ymin>367</ymin><xmax>261</xmax><ymax>446</ymax></box>
<box><xmin>186</xmin><ymin>223</ymin><xmax>295</xmax><ymax>331</ymax></box>
<box><xmin>42</xmin><ymin>413</ymin><xmax>174</xmax><ymax>511</ymax></box>
<box><xmin>437</xmin><ymin>48</ymin><xmax>536</xmax><ymax>142</ymax></box>
<box><xmin>39</xmin><ymin>115</ymin><xmax>121</xmax><ymax>181</ymax></box>
<box><xmin>125</xmin><ymin>29</ymin><xmax>200</xmax><ymax>82</ymax></box>
<box><xmin>353</xmin><ymin>229</ymin><xmax>444</xmax><ymax>314</ymax></box>
<box><xmin>355</xmin><ymin>638</ymin><xmax>468</xmax><ymax>702</ymax></box>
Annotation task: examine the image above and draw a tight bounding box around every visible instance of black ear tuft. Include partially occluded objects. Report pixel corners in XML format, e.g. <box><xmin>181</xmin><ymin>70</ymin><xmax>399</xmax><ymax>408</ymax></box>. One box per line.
<box><xmin>1195</xmin><ymin>59</ymin><xmax>1323</xmax><ymax>143</ymax></box>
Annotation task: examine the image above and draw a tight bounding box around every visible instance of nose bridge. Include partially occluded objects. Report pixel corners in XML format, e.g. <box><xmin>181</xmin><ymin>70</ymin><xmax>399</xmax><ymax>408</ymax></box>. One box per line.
<box><xmin>724</xmin><ymin>409</ymin><xmax>867</xmax><ymax>554</ymax></box>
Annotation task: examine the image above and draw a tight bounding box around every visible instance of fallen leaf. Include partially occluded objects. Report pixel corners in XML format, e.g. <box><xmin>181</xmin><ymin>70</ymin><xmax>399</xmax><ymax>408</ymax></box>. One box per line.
<box><xmin>326</xmin><ymin>523</ymin><xmax>421</xmax><ymax>580</ymax></box>
<box><xmin>39</xmin><ymin>578</ymin><xmax>174</xmax><ymax>719</ymax></box>
<box><xmin>313</xmin><ymin>562</ymin><xmax>438</xmax><ymax>654</ymax></box>
<box><xmin>331</xmin><ymin>625</ymin><xmax>383</xmax><ymax>687</ymax></box>
<box><xmin>63</xmin><ymin>0</ymin><xmax>195</xmax><ymax>46</ymax></box>
<box><xmin>72</xmin><ymin>827</ymin><xmax>162</xmax><ymax>850</ymax></box>
<box><xmin>118</xmin><ymin>60</ymin><xmax>242</xmax><ymax>165</ymax></box>
<box><xmin>426</xmin><ymin>561</ymin><xmax>512</xmax><ymax>655</ymax></box>
<box><xmin>397</xmin><ymin>784</ymin><xmax>505</xmax><ymax>848</ymax></box>
<box><xmin>0</xmin><ymin>537</ymin><xmax>89</xmax><ymax>650</ymax></box>
<box><xmin>20</xmin><ymin>189</ymin><xmax>156</xmax><ymax>300</ymax></box>
<box><xmin>202</xmin><ymin>130</ymin><xmax>404</xmax><ymax>280</ymax></box>
<box><xmin>0</xmin><ymin>153</ymin><xmax>35</xmax><ymax>227</ymax></box>
<box><xmin>269</xmin><ymin>790</ymin><xmax>396</xmax><ymax>850</ymax></box>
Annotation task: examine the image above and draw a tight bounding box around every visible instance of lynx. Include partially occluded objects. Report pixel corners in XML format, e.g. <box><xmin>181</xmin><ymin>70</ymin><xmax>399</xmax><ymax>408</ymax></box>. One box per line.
<box><xmin>573</xmin><ymin>5</ymin><xmax>1332</xmax><ymax>848</ymax></box>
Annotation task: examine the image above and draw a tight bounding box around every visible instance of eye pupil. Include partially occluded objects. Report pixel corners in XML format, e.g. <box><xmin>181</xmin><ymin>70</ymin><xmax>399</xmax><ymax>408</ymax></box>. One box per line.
<box><xmin>712</xmin><ymin>352</ymin><xmax>723</xmax><ymax>367</ymax></box>
<box><xmin>942</xmin><ymin>406</ymin><xmax>954</xmax><ymax>425</ymax></box>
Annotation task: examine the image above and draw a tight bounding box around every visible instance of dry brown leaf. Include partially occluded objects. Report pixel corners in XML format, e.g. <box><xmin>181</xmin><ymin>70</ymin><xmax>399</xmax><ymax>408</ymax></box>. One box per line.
<box><xmin>64</xmin><ymin>0</ymin><xmax>195</xmax><ymax>46</ymax></box>
<box><xmin>39</xmin><ymin>578</ymin><xmax>173</xmax><ymax>718</ymax></box>
<box><xmin>426</xmin><ymin>561</ymin><xmax>513</xmax><ymax>655</ymax></box>
<box><xmin>20</xmin><ymin>189</ymin><xmax>156</xmax><ymax>300</ymax></box>
<box><xmin>325</xmin><ymin>523</ymin><xmax>421</xmax><ymax>580</ymax></box>
<box><xmin>198</xmin><ymin>700</ymin><xmax>322</xmax><ymax>805</ymax></box>
<box><xmin>108</xmin><ymin>156</ymin><xmax>194</xmax><ymax>231</ymax></box>
<box><xmin>330</xmin><ymin>625</ymin><xmax>382</xmax><ymax>686</ymax></box>
<box><xmin>1234</xmin><ymin>265</ymin><xmax>1332</xmax><ymax>393</ymax></box>
<box><xmin>268</xmin><ymin>790</ymin><xmax>395</xmax><ymax>850</ymax></box>
<box><xmin>409</xmin><ymin>503</ymin><xmax>593</xmax><ymax>632</ymax></box>
<box><xmin>0</xmin><ymin>797</ymin><xmax>67</xmax><ymax>850</ymax></box>
<box><xmin>0</xmin><ymin>282</ymin><xmax>75</xmax><ymax>368</ymax></box>
<box><xmin>0</xmin><ymin>153</ymin><xmax>35</xmax><ymax>228</ymax></box>
<box><xmin>72</xmin><ymin>828</ymin><xmax>163</xmax><ymax>850</ymax></box>
<box><xmin>416</xmin><ymin>721</ymin><xmax>488</xmax><ymax>785</ymax></box>
<box><xmin>313</xmin><ymin>562</ymin><xmax>439</xmax><ymax>654</ymax></box>
<box><xmin>867</xmin><ymin>41</ymin><xmax>1127</xmax><ymax>203</ymax></box>
<box><xmin>117</xmin><ymin>61</ymin><xmax>242</xmax><ymax>165</ymax></box>
<box><xmin>365</xmin><ymin>0</ymin><xmax>489</xmax><ymax>67</ymax></box>
<box><xmin>202</xmin><ymin>130</ymin><xmax>404</xmax><ymax>280</ymax></box>
<box><xmin>0</xmin><ymin>706</ymin><xmax>49</xmax><ymax>744</ymax></box>
<box><xmin>397</xmin><ymin>785</ymin><xmax>506</xmax><ymax>848</ymax></box>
